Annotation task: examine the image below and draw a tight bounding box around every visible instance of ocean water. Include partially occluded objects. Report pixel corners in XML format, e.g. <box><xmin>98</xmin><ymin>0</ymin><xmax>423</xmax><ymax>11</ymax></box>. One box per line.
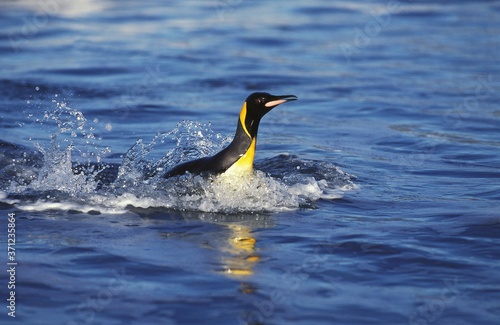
<box><xmin>1</xmin><ymin>0</ymin><xmax>499</xmax><ymax>324</ymax></box>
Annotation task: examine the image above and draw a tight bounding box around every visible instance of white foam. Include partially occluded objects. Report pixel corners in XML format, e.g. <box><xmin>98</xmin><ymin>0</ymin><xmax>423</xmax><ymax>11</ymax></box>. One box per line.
<box><xmin>6</xmin><ymin>167</ymin><xmax>356</xmax><ymax>214</ymax></box>
<box><xmin>17</xmin><ymin>199</ymin><xmax>128</xmax><ymax>215</ymax></box>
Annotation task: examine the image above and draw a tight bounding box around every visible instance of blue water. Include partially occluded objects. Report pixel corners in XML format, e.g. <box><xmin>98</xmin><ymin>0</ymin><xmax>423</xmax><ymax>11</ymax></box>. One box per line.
<box><xmin>1</xmin><ymin>0</ymin><xmax>500</xmax><ymax>324</ymax></box>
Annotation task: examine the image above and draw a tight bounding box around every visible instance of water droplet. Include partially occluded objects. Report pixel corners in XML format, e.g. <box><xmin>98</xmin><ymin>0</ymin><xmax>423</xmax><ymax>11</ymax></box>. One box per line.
<box><xmin>35</xmin><ymin>86</ymin><xmax>40</xmax><ymax>91</ymax></box>
<box><xmin>105</xmin><ymin>123</ymin><xmax>112</xmax><ymax>131</ymax></box>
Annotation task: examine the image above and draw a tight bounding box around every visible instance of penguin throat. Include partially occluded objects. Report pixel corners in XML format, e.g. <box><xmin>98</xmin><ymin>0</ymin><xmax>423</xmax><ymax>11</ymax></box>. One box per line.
<box><xmin>239</xmin><ymin>102</ymin><xmax>261</xmax><ymax>138</ymax></box>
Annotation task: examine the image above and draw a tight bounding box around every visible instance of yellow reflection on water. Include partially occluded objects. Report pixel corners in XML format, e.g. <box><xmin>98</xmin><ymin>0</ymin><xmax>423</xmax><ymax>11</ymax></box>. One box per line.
<box><xmin>221</xmin><ymin>224</ymin><xmax>260</xmax><ymax>277</ymax></box>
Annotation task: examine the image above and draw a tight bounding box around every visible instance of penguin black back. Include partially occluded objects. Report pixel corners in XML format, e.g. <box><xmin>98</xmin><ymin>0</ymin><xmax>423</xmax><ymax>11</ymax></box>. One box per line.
<box><xmin>163</xmin><ymin>92</ymin><xmax>297</xmax><ymax>178</ymax></box>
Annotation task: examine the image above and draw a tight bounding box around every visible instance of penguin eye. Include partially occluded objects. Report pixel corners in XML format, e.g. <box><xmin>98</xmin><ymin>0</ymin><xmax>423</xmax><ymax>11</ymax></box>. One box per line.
<box><xmin>255</xmin><ymin>98</ymin><xmax>262</xmax><ymax>105</ymax></box>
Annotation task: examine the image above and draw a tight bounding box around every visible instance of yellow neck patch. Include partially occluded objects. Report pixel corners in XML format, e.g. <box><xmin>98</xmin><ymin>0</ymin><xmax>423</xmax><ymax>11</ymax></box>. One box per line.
<box><xmin>224</xmin><ymin>137</ymin><xmax>256</xmax><ymax>177</ymax></box>
<box><xmin>239</xmin><ymin>102</ymin><xmax>251</xmax><ymax>138</ymax></box>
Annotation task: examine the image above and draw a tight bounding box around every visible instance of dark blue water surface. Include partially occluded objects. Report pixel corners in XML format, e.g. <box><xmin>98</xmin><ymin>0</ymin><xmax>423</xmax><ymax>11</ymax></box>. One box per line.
<box><xmin>1</xmin><ymin>1</ymin><xmax>500</xmax><ymax>324</ymax></box>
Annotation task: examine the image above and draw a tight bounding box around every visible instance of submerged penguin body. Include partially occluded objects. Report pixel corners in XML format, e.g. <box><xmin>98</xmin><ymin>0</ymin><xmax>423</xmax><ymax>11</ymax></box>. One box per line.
<box><xmin>163</xmin><ymin>92</ymin><xmax>297</xmax><ymax>178</ymax></box>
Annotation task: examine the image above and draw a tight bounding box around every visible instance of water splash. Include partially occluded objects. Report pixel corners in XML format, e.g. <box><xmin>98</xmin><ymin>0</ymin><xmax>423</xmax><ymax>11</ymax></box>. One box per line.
<box><xmin>1</xmin><ymin>104</ymin><xmax>357</xmax><ymax>214</ymax></box>
<box><xmin>6</xmin><ymin>101</ymin><xmax>110</xmax><ymax>194</ymax></box>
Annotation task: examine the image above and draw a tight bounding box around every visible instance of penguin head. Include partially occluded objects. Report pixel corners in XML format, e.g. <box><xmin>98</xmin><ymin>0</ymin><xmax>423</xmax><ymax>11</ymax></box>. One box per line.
<box><xmin>241</xmin><ymin>92</ymin><xmax>297</xmax><ymax>138</ymax></box>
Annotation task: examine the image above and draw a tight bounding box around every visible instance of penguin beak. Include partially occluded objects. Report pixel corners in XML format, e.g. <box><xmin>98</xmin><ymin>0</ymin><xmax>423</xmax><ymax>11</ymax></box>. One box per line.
<box><xmin>264</xmin><ymin>94</ymin><xmax>298</xmax><ymax>108</ymax></box>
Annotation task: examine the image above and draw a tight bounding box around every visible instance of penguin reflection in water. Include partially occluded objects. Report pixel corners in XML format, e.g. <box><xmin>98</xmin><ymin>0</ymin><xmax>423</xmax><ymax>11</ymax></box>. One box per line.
<box><xmin>163</xmin><ymin>92</ymin><xmax>297</xmax><ymax>179</ymax></box>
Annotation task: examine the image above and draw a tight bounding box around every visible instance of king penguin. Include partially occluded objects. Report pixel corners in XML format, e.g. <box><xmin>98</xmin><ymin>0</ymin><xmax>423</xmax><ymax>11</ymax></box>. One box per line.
<box><xmin>163</xmin><ymin>92</ymin><xmax>297</xmax><ymax>178</ymax></box>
